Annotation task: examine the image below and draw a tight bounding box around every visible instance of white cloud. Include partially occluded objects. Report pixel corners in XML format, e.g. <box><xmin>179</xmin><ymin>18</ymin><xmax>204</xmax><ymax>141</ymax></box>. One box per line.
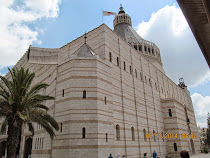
<box><xmin>0</xmin><ymin>0</ymin><xmax>61</xmax><ymax>69</ymax></box>
<box><xmin>136</xmin><ymin>5</ymin><xmax>210</xmax><ymax>87</ymax></box>
<box><xmin>191</xmin><ymin>93</ymin><xmax>210</xmax><ymax>128</ymax></box>
<box><xmin>24</xmin><ymin>0</ymin><xmax>61</xmax><ymax>18</ymax></box>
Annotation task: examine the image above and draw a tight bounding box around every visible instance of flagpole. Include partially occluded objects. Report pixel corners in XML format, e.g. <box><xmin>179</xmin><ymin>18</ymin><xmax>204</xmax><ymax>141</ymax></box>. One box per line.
<box><xmin>102</xmin><ymin>10</ymin><xmax>104</xmax><ymax>24</ymax></box>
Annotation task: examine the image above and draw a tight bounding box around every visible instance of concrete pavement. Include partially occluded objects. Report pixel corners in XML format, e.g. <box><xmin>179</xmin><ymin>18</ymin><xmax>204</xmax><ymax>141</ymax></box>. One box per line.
<box><xmin>191</xmin><ymin>153</ymin><xmax>210</xmax><ymax>158</ymax></box>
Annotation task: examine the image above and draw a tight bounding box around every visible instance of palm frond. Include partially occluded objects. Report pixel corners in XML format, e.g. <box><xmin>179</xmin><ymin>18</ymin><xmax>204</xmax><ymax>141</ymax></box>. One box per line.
<box><xmin>40</xmin><ymin>113</ymin><xmax>59</xmax><ymax>131</ymax></box>
<box><xmin>0</xmin><ymin>118</ymin><xmax>7</xmax><ymax>135</ymax></box>
<box><xmin>17</xmin><ymin>111</ymin><xmax>27</xmax><ymax>121</ymax></box>
<box><xmin>0</xmin><ymin>84</ymin><xmax>10</xmax><ymax>100</ymax></box>
<box><xmin>29</xmin><ymin>95</ymin><xmax>54</xmax><ymax>105</ymax></box>
<box><xmin>27</xmin><ymin>122</ymin><xmax>34</xmax><ymax>135</ymax></box>
<box><xmin>28</xmin><ymin>83</ymin><xmax>49</xmax><ymax>98</ymax></box>
<box><xmin>31</xmin><ymin>104</ymin><xmax>49</xmax><ymax>111</ymax></box>
<box><xmin>0</xmin><ymin>75</ymin><xmax>13</xmax><ymax>94</ymax></box>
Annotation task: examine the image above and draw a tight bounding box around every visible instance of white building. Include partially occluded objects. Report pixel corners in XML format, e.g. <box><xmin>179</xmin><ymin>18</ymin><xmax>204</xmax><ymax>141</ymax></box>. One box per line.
<box><xmin>0</xmin><ymin>6</ymin><xmax>200</xmax><ymax>158</ymax></box>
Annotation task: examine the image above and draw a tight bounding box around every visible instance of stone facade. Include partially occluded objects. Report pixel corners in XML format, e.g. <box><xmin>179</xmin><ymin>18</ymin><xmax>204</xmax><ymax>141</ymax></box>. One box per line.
<box><xmin>0</xmin><ymin>7</ymin><xmax>200</xmax><ymax>158</ymax></box>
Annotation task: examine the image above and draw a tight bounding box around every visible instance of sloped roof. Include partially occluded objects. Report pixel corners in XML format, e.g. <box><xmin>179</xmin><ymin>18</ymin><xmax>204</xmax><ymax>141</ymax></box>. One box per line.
<box><xmin>73</xmin><ymin>43</ymin><xmax>96</xmax><ymax>57</ymax></box>
<box><xmin>114</xmin><ymin>23</ymin><xmax>144</xmax><ymax>43</ymax></box>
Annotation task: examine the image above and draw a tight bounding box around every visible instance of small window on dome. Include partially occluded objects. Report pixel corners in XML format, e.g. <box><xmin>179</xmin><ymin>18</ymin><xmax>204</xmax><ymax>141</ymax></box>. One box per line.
<box><xmin>139</xmin><ymin>45</ymin><xmax>142</xmax><ymax>51</ymax></box>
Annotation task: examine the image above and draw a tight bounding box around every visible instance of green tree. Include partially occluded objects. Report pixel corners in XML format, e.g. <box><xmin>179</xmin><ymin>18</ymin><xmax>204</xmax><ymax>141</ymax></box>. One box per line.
<box><xmin>0</xmin><ymin>67</ymin><xmax>59</xmax><ymax>158</ymax></box>
<box><xmin>207</xmin><ymin>113</ymin><xmax>210</xmax><ymax>145</ymax></box>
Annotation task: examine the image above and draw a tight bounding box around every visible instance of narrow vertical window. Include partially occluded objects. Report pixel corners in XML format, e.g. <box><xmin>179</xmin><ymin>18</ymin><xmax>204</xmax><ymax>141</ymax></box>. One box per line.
<box><xmin>124</xmin><ymin>62</ymin><xmax>126</xmax><ymax>71</ymax></box>
<box><xmin>105</xmin><ymin>96</ymin><xmax>107</xmax><ymax>104</ymax></box>
<box><xmin>109</xmin><ymin>52</ymin><xmax>112</xmax><ymax>62</ymax></box>
<box><xmin>117</xmin><ymin>57</ymin><xmax>119</xmax><ymax>67</ymax></box>
<box><xmin>139</xmin><ymin>45</ymin><xmax>142</xmax><ymax>51</ymax></box>
<box><xmin>143</xmin><ymin>129</ymin><xmax>146</xmax><ymax>141</ymax></box>
<box><xmin>135</xmin><ymin>69</ymin><xmax>137</xmax><ymax>78</ymax></box>
<box><xmin>39</xmin><ymin>138</ymin><xmax>41</xmax><ymax>149</ymax></box>
<box><xmin>83</xmin><ymin>90</ymin><xmax>86</xmax><ymax>99</ymax></box>
<box><xmin>140</xmin><ymin>72</ymin><xmax>143</xmax><ymax>81</ymax></box>
<box><xmin>62</xmin><ymin>89</ymin><xmax>64</xmax><ymax>97</ymax></box>
<box><xmin>42</xmin><ymin>137</ymin><xmax>44</xmax><ymax>149</ymax></box>
<box><xmin>145</xmin><ymin>76</ymin><xmax>147</xmax><ymax>83</ymax></box>
<box><xmin>116</xmin><ymin>124</ymin><xmax>120</xmax><ymax>140</ymax></box>
<box><xmin>149</xmin><ymin>78</ymin><xmax>151</xmax><ymax>85</ymax></box>
<box><xmin>174</xmin><ymin>143</ymin><xmax>177</xmax><ymax>151</ymax></box>
<box><xmin>36</xmin><ymin>138</ymin><xmax>38</xmax><ymax>149</ymax></box>
<box><xmin>35</xmin><ymin>138</ymin><xmax>37</xmax><ymax>149</ymax></box>
<box><xmin>82</xmin><ymin>127</ymin><xmax>86</xmax><ymax>138</ymax></box>
<box><xmin>155</xmin><ymin>82</ymin><xmax>157</xmax><ymax>90</ymax></box>
<box><xmin>106</xmin><ymin>133</ymin><xmax>108</xmax><ymax>142</ymax></box>
<box><xmin>169</xmin><ymin>109</ymin><xmax>172</xmax><ymax>117</ymax></box>
<box><xmin>60</xmin><ymin>123</ymin><xmax>63</xmax><ymax>132</ymax></box>
<box><xmin>130</xmin><ymin>65</ymin><xmax>132</xmax><ymax>74</ymax></box>
<box><xmin>153</xmin><ymin>130</ymin><xmax>156</xmax><ymax>141</ymax></box>
<box><xmin>131</xmin><ymin>127</ymin><xmax>135</xmax><ymax>141</ymax></box>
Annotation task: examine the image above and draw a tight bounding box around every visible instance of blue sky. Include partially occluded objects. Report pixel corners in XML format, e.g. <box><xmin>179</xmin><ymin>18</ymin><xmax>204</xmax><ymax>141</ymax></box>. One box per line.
<box><xmin>0</xmin><ymin>0</ymin><xmax>209</xmax><ymax>128</ymax></box>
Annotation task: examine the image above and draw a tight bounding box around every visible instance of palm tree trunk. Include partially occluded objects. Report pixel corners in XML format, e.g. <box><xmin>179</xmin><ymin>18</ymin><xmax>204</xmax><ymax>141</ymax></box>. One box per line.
<box><xmin>6</xmin><ymin>118</ymin><xmax>22</xmax><ymax>158</ymax></box>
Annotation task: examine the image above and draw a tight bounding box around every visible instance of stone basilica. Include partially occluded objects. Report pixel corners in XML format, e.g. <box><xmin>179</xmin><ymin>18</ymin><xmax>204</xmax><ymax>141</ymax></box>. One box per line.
<box><xmin>0</xmin><ymin>6</ymin><xmax>200</xmax><ymax>158</ymax></box>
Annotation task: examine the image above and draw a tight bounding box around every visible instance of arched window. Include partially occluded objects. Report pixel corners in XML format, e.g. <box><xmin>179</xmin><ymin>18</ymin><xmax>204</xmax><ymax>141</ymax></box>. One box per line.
<box><xmin>42</xmin><ymin>137</ymin><xmax>44</xmax><ymax>149</ymax></box>
<box><xmin>35</xmin><ymin>138</ymin><xmax>37</xmax><ymax>149</ymax></box>
<box><xmin>139</xmin><ymin>45</ymin><xmax>142</xmax><ymax>51</ymax></box>
<box><xmin>153</xmin><ymin>130</ymin><xmax>156</xmax><ymax>141</ymax></box>
<box><xmin>143</xmin><ymin>129</ymin><xmax>146</xmax><ymax>141</ymax></box>
<box><xmin>106</xmin><ymin>133</ymin><xmax>108</xmax><ymax>142</ymax></box>
<box><xmin>109</xmin><ymin>52</ymin><xmax>112</xmax><ymax>62</ymax></box>
<box><xmin>82</xmin><ymin>127</ymin><xmax>86</xmax><ymax>138</ymax></box>
<box><xmin>140</xmin><ymin>72</ymin><xmax>143</xmax><ymax>81</ymax></box>
<box><xmin>62</xmin><ymin>89</ymin><xmax>64</xmax><ymax>97</ymax></box>
<box><xmin>123</xmin><ymin>62</ymin><xmax>126</xmax><ymax>71</ymax></box>
<box><xmin>117</xmin><ymin>57</ymin><xmax>119</xmax><ymax>67</ymax></box>
<box><xmin>131</xmin><ymin>127</ymin><xmax>135</xmax><ymax>141</ymax></box>
<box><xmin>105</xmin><ymin>96</ymin><xmax>107</xmax><ymax>104</ymax></box>
<box><xmin>169</xmin><ymin>109</ymin><xmax>172</xmax><ymax>117</ymax></box>
<box><xmin>135</xmin><ymin>69</ymin><xmax>137</xmax><ymax>78</ymax></box>
<box><xmin>83</xmin><ymin>90</ymin><xmax>86</xmax><ymax>99</ymax></box>
<box><xmin>174</xmin><ymin>143</ymin><xmax>177</xmax><ymax>151</ymax></box>
<box><xmin>60</xmin><ymin>123</ymin><xmax>63</xmax><ymax>132</ymax></box>
<box><xmin>39</xmin><ymin>137</ymin><xmax>41</xmax><ymax>149</ymax></box>
<box><xmin>116</xmin><ymin>124</ymin><xmax>120</xmax><ymax>140</ymax></box>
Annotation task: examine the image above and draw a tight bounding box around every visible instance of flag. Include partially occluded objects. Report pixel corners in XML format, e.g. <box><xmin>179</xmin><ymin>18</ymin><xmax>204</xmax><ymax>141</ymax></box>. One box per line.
<box><xmin>103</xmin><ymin>11</ymin><xmax>116</xmax><ymax>16</ymax></box>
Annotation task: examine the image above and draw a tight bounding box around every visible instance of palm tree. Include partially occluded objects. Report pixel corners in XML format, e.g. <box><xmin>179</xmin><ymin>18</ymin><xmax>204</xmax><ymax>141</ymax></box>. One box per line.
<box><xmin>0</xmin><ymin>67</ymin><xmax>59</xmax><ymax>158</ymax></box>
